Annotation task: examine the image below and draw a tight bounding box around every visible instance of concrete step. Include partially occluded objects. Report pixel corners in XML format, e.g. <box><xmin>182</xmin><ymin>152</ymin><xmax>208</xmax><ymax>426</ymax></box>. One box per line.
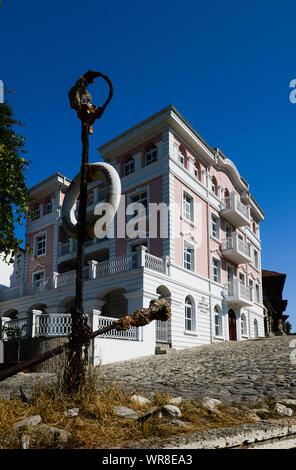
<box><xmin>155</xmin><ymin>344</ymin><xmax>176</xmax><ymax>355</ymax></box>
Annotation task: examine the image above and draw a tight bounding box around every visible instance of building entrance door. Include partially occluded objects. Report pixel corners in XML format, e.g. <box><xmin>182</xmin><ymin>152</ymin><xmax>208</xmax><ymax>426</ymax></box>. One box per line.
<box><xmin>228</xmin><ymin>309</ymin><xmax>237</xmax><ymax>341</ymax></box>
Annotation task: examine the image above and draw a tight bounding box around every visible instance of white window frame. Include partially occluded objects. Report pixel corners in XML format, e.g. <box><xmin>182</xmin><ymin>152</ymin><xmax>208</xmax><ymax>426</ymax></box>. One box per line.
<box><xmin>183</xmin><ymin>240</ymin><xmax>195</xmax><ymax>271</ymax></box>
<box><xmin>34</xmin><ymin>232</ymin><xmax>47</xmax><ymax>257</ymax></box>
<box><xmin>255</xmin><ymin>284</ymin><xmax>260</xmax><ymax>303</ymax></box>
<box><xmin>241</xmin><ymin>313</ymin><xmax>248</xmax><ymax>337</ymax></box>
<box><xmin>123</xmin><ymin>156</ymin><xmax>135</xmax><ymax>176</ymax></box>
<box><xmin>182</xmin><ymin>191</ymin><xmax>194</xmax><ymax>223</ymax></box>
<box><xmin>211</xmin><ymin>212</ymin><xmax>220</xmax><ymax>240</ymax></box>
<box><xmin>34</xmin><ymin>205</ymin><xmax>41</xmax><ymax>220</ymax></box>
<box><xmin>185</xmin><ymin>296</ymin><xmax>196</xmax><ymax>332</ymax></box>
<box><xmin>128</xmin><ymin>189</ymin><xmax>148</xmax><ymax>219</ymax></box>
<box><xmin>212</xmin><ymin>257</ymin><xmax>221</xmax><ymax>284</ymax></box>
<box><xmin>32</xmin><ymin>269</ymin><xmax>45</xmax><ymax>293</ymax></box>
<box><xmin>45</xmin><ymin>199</ymin><xmax>53</xmax><ymax>215</ymax></box>
<box><xmin>145</xmin><ymin>145</ymin><xmax>157</xmax><ymax>166</ymax></box>
<box><xmin>254</xmin><ymin>249</ymin><xmax>259</xmax><ymax>269</ymax></box>
<box><xmin>214</xmin><ymin>305</ymin><xmax>223</xmax><ymax>337</ymax></box>
<box><xmin>239</xmin><ymin>272</ymin><xmax>245</xmax><ymax>285</ymax></box>
<box><xmin>179</xmin><ymin>148</ymin><xmax>185</xmax><ymax>166</ymax></box>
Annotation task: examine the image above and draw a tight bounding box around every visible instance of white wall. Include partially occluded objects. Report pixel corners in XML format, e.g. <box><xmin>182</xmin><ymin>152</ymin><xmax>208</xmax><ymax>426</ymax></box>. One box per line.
<box><xmin>93</xmin><ymin>322</ymin><xmax>155</xmax><ymax>365</ymax></box>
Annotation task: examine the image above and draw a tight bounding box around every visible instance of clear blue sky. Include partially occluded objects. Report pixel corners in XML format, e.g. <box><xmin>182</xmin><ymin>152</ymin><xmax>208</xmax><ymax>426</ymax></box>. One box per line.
<box><xmin>1</xmin><ymin>0</ymin><xmax>295</xmax><ymax>330</ymax></box>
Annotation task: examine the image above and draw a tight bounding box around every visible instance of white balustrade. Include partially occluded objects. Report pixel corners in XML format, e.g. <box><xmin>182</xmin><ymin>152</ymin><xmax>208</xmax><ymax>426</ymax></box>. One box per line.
<box><xmin>156</xmin><ymin>319</ymin><xmax>169</xmax><ymax>343</ymax></box>
<box><xmin>145</xmin><ymin>253</ymin><xmax>165</xmax><ymax>273</ymax></box>
<box><xmin>35</xmin><ymin>313</ymin><xmax>72</xmax><ymax>337</ymax></box>
<box><xmin>97</xmin><ymin>316</ymin><xmax>140</xmax><ymax>341</ymax></box>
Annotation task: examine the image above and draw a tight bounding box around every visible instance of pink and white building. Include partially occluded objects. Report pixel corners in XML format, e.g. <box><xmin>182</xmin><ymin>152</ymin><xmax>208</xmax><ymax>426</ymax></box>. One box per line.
<box><xmin>0</xmin><ymin>106</ymin><xmax>265</xmax><ymax>364</ymax></box>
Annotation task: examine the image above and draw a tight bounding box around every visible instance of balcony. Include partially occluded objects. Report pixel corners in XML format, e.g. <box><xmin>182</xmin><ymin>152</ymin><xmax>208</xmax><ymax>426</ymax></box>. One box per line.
<box><xmin>0</xmin><ymin>251</ymin><xmax>169</xmax><ymax>302</ymax></box>
<box><xmin>224</xmin><ymin>279</ymin><xmax>253</xmax><ymax>307</ymax></box>
<box><xmin>221</xmin><ymin>192</ymin><xmax>250</xmax><ymax>227</ymax></box>
<box><xmin>221</xmin><ymin>233</ymin><xmax>251</xmax><ymax>265</ymax></box>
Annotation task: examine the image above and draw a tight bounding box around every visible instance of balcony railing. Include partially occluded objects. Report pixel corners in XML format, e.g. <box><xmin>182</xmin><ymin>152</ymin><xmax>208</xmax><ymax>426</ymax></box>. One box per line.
<box><xmin>221</xmin><ymin>192</ymin><xmax>250</xmax><ymax>227</ymax></box>
<box><xmin>0</xmin><ymin>251</ymin><xmax>169</xmax><ymax>301</ymax></box>
<box><xmin>224</xmin><ymin>279</ymin><xmax>253</xmax><ymax>306</ymax></box>
<box><xmin>1</xmin><ymin>313</ymin><xmax>141</xmax><ymax>341</ymax></box>
<box><xmin>221</xmin><ymin>233</ymin><xmax>251</xmax><ymax>265</ymax></box>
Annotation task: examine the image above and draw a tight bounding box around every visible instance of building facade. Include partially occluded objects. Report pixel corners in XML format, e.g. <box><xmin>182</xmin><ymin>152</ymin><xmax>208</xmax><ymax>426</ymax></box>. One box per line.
<box><xmin>262</xmin><ymin>270</ymin><xmax>288</xmax><ymax>335</ymax></box>
<box><xmin>0</xmin><ymin>106</ymin><xmax>265</xmax><ymax>365</ymax></box>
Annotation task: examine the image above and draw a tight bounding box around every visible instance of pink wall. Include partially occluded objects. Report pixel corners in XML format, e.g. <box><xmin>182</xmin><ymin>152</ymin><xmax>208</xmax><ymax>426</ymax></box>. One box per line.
<box><xmin>26</xmin><ymin>224</ymin><xmax>54</xmax><ymax>283</ymax></box>
<box><xmin>116</xmin><ymin>134</ymin><xmax>162</xmax><ymax>177</ymax></box>
<box><xmin>174</xmin><ymin>176</ymin><xmax>209</xmax><ymax>278</ymax></box>
<box><xmin>116</xmin><ymin>175</ymin><xmax>163</xmax><ymax>258</ymax></box>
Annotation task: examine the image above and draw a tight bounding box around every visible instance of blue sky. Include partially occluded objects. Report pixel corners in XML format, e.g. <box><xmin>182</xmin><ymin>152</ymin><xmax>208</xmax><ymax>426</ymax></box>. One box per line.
<box><xmin>1</xmin><ymin>0</ymin><xmax>295</xmax><ymax>330</ymax></box>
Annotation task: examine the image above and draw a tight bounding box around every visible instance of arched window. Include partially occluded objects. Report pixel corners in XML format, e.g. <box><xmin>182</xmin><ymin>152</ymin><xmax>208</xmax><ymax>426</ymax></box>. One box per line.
<box><xmin>185</xmin><ymin>296</ymin><xmax>195</xmax><ymax>331</ymax></box>
<box><xmin>179</xmin><ymin>148</ymin><xmax>186</xmax><ymax>167</ymax></box>
<box><xmin>214</xmin><ymin>305</ymin><xmax>222</xmax><ymax>337</ymax></box>
<box><xmin>194</xmin><ymin>162</ymin><xmax>200</xmax><ymax>181</ymax></box>
<box><xmin>123</xmin><ymin>156</ymin><xmax>135</xmax><ymax>176</ymax></box>
<box><xmin>45</xmin><ymin>199</ymin><xmax>52</xmax><ymax>214</ymax></box>
<box><xmin>254</xmin><ymin>319</ymin><xmax>259</xmax><ymax>338</ymax></box>
<box><xmin>145</xmin><ymin>144</ymin><xmax>157</xmax><ymax>166</ymax></box>
<box><xmin>211</xmin><ymin>177</ymin><xmax>218</xmax><ymax>196</ymax></box>
<box><xmin>225</xmin><ymin>188</ymin><xmax>230</xmax><ymax>198</ymax></box>
<box><xmin>241</xmin><ymin>313</ymin><xmax>247</xmax><ymax>337</ymax></box>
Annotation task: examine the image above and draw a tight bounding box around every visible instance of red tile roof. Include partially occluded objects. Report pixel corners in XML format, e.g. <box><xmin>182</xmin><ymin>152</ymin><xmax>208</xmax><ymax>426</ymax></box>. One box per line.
<box><xmin>262</xmin><ymin>269</ymin><xmax>286</xmax><ymax>277</ymax></box>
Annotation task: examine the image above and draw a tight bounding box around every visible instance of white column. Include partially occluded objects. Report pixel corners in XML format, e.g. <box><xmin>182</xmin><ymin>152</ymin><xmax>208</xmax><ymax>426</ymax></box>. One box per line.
<box><xmin>163</xmin><ymin>256</ymin><xmax>170</xmax><ymax>276</ymax></box>
<box><xmin>31</xmin><ymin>309</ymin><xmax>42</xmax><ymax>338</ymax></box>
<box><xmin>51</xmin><ymin>271</ymin><xmax>58</xmax><ymax>289</ymax></box>
<box><xmin>135</xmin><ymin>245</ymin><xmax>147</xmax><ymax>267</ymax></box>
<box><xmin>88</xmin><ymin>260</ymin><xmax>98</xmax><ymax>280</ymax></box>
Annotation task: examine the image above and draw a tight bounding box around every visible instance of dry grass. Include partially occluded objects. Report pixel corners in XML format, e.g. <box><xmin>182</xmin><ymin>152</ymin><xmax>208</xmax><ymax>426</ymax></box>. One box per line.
<box><xmin>0</xmin><ymin>371</ymin><xmax>280</xmax><ymax>449</ymax></box>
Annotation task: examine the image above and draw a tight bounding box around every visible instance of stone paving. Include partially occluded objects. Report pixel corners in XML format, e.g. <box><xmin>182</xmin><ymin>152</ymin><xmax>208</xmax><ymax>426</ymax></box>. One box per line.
<box><xmin>0</xmin><ymin>336</ymin><xmax>296</xmax><ymax>404</ymax></box>
<box><xmin>99</xmin><ymin>336</ymin><xmax>296</xmax><ymax>404</ymax></box>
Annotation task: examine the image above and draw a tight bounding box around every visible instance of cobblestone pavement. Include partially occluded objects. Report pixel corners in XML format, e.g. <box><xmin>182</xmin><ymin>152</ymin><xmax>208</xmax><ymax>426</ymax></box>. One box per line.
<box><xmin>0</xmin><ymin>336</ymin><xmax>296</xmax><ymax>404</ymax></box>
<box><xmin>99</xmin><ymin>336</ymin><xmax>296</xmax><ymax>404</ymax></box>
<box><xmin>0</xmin><ymin>373</ymin><xmax>57</xmax><ymax>400</ymax></box>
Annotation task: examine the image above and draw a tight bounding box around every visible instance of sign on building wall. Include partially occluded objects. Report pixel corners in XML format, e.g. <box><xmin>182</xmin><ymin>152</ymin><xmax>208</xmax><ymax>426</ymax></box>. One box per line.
<box><xmin>0</xmin><ymin>80</ymin><xmax>4</xmax><ymax>103</ymax></box>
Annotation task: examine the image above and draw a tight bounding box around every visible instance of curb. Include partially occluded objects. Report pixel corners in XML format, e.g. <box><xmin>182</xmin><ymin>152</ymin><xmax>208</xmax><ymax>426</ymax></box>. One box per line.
<box><xmin>135</xmin><ymin>421</ymin><xmax>296</xmax><ymax>449</ymax></box>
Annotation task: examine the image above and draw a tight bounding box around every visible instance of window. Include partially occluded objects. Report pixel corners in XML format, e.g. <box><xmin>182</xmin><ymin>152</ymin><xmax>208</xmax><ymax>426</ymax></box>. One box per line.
<box><xmin>214</xmin><ymin>305</ymin><xmax>222</xmax><ymax>336</ymax></box>
<box><xmin>32</xmin><ymin>271</ymin><xmax>45</xmax><ymax>293</ymax></box>
<box><xmin>185</xmin><ymin>296</ymin><xmax>195</xmax><ymax>331</ymax></box>
<box><xmin>254</xmin><ymin>319</ymin><xmax>259</xmax><ymax>338</ymax></box>
<box><xmin>34</xmin><ymin>233</ymin><xmax>46</xmax><ymax>256</ymax></box>
<box><xmin>179</xmin><ymin>148</ymin><xmax>185</xmax><ymax>166</ymax></box>
<box><xmin>130</xmin><ymin>241</ymin><xmax>147</xmax><ymax>252</ymax></box>
<box><xmin>225</xmin><ymin>223</ymin><xmax>232</xmax><ymax>240</ymax></box>
<box><xmin>241</xmin><ymin>314</ymin><xmax>247</xmax><ymax>337</ymax></box>
<box><xmin>194</xmin><ymin>162</ymin><xmax>200</xmax><ymax>180</ymax></box>
<box><xmin>33</xmin><ymin>205</ymin><xmax>41</xmax><ymax>220</ymax></box>
<box><xmin>130</xmin><ymin>191</ymin><xmax>148</xmax><ymax>217</ymax></box>
<box><xmin>183</xmin><ymin>192</ymin><xmax>194</xmax><ymax>222</ymax></box>
<box><xmin>239</xmin><ymin>273</ymin><xmax>245</xmax><ymax>285</ymax></box>
<box><xmin>145</xmin><ymin>145</ymin><xmax>157</xmax><ymax>166</ymax></box>
<box><xmin>212</xmin><ymin>258</ymin><xmax>221</xmax><ymax>283</ymax></box>
<box><xmin>249</xmin><ymin>279</ymin><xmax>254</xmax><ymax>300</ymax></box>
<box><xmin>45</xmin><ymin>199</ymin><xmax>52</xmax><ymax>214</ymax></box>
<box><xmin>254</xmin><ymin>250</ymin><xmax>259</xmax><ymax>269</ymax></box>
<box><xmin>211</xmin><ymin>177</ymin><xmax>218</xmax><ymax>195</ymax></box>
<box><xmin>211</xmin><ymin>214</ymin><xmax>220</xmax><ymax>239</ymax></box>
<box><xmin>255</xmin><ymin>284</ymin><xmax>260</xmax><ymax>303</ymax></box>
<box><xmin>123</xmin><ymin>156</ymin><xmax>135</xmax><ymax>176</ymax></box>
<box><xmin>184</xmin><ymin>243</ymin><xmax>194</xmax><ymax>271</ymax></box>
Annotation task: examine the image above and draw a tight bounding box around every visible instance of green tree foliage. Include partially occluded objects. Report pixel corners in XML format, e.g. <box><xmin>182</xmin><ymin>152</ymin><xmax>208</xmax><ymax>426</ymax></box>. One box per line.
<box><xmin>285</xmin><ymin>321</ymin><xmax>292</xmax><ymax>335</ymax></box>
<box><xmin>0</xmin><ymin>102</ymin><xmax>33</xmax><ymax>263</ymax></box>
